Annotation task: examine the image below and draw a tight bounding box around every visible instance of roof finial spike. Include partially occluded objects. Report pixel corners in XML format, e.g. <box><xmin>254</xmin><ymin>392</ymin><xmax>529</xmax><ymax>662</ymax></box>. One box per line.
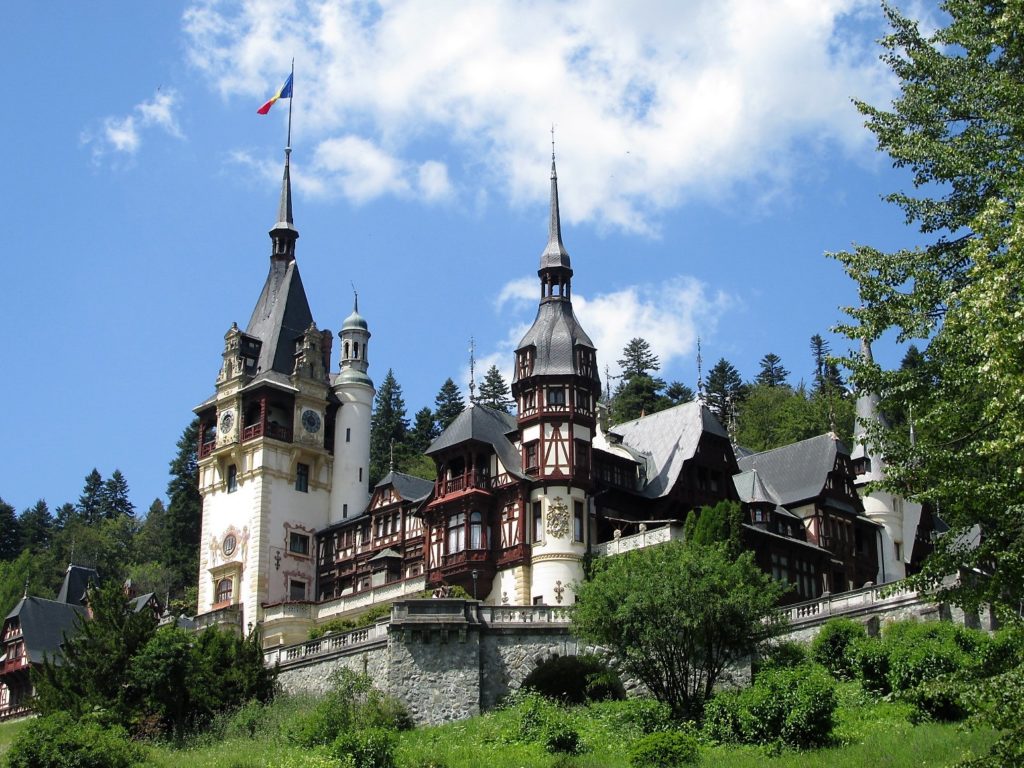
<box><xmin>389</xmin><ymin>439</ymin><xmax>395</xmax><ymax>472</ymax></box>
<box><xmin>696</xmin><ymin>337</ymin><xmax>705</xmax><ymax>404</ymax></box>
<box><xmin>551</xmin><ymin>123</ymin><xmax>556</xmax><ymax>170</ymax></box>
<box><xmin>23</xmin><ymin>579</ymin><xmax>29</xmax><ymax>598</ymax></box>
<box><xmin>351</xmin><ymin>282</ymin><xmax>359</xmax><ymax>313</ymax></box>
<box><xmin>540</xmin><ymin>127</ymin><xmax>570</xmax><ymax>272</ymax></box>
<box><xmin>469</xmin><ymin>336</ymin><xmax>477</xmax><ymax>404</ymax></box>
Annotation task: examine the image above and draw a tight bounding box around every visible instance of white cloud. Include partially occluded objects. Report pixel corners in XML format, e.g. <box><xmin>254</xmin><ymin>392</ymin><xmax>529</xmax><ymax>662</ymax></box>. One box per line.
<box><xmin>182</xmin><ymin>0</ymin><xmax>895</xmax><ymax>229</ymax></box>
<box><xmin>84</xmin><ymin>89</ymin><xmax>184</xmax><ymax>162</ymax></box>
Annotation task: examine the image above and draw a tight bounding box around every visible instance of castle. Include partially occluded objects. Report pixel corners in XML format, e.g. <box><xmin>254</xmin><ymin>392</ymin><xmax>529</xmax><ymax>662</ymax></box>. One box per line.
<box><xmin>192</xmin><ymin>146</ymin><xmax>933</xmax><ymax>647</ymax></box>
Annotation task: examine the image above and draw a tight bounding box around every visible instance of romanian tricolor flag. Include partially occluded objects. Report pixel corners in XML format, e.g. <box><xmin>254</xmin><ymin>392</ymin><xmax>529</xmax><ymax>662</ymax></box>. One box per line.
<box><xmin>257</xmin><ymin>73</ymin><xmax>293</xmax><ymax>115</ymax></box>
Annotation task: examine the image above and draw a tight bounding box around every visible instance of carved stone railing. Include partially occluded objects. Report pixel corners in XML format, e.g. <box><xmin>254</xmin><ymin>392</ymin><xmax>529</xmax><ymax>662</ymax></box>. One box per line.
<box><xmin>592</xmin><ymin>522</ymin><xmax>684</xmax><ymax>557</ymax></box>
<box><xmin>477</xmin><ymin>604</ymin><xmax>572</xmax><ymax>626</ymax></box>
<box><xmin>775</xmin><ymin>573</ymin><xmax>959</xmax><ymax>627</ymax></box>
<box><xmin>312</xmin><ymin>576</ymin><xmax>426</xmax><ymax>622</ymax></box>
<box><xmin>264</xmin><ymin>620</ymin><xmax>389</xmax><ymax>668</ymax></box>
<box><xmin>194</xmin><ymin>603</ymin><xmax>242</xmax><ymax>632</ymax></box>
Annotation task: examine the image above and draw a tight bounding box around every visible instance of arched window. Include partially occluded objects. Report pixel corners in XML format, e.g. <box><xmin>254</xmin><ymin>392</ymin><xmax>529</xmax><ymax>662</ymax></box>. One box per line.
<box><xmin>353</xmin><ymin>342</ymin><xmax>360</xmax><ymax>359</ymax></box>
<box><xmin>469</xmin><ymin>511</ymin><xmax>484</xmax><ymax>549</ymax></box>
<box><xmin>343</xmin><ymin>341</ymin><xmax>350</xmax><ymax>359</ymax></box>
<box><xmin>447</xmin><ymin>513</ymin><xmax>465</xmax><ymax>554</ymax></box>
<box><xmin>216</xmin><ymin>577</ymin><xmax>232</xmax><ymax>604</ymax></box>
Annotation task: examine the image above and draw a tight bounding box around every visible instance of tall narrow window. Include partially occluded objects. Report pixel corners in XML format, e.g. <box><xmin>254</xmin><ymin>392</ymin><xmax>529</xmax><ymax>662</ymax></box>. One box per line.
<box><xmin>447</xmin><ymin>513</ymin><xmax>466</xmax><ymax>553</ymax></box>
<box><xmin>573</xmin><ymin>501</ymin><xmax>584</xmax><ymax>543</ymax></box>
<box><xmin>343</xmin><ymin>503</ymin><xmax>349</xmax><ymax>518</ymax></box>
<box><xmin>470</xmin><ymin>511</ymin><xmax>484</xmax><ymax>549</ymax></box>
<box><xmin>533</xmin><ymin>501</ymin><xmax>543</xmax><ymax>542</ymax></box>
<box><xmin>216</xmin><ymin>577</ymin><xmax>232</xmax><ymax>604</ymax></box>
<box><xmin>295</xmin><ymin>463</ymin><xmax>309</xmax><ymax>492</ymax></box>
<box><xmin>359</xmin><ymin>467</ymin><xmax>363</xmax><ymax>482</ymax></box>
<box><xmin>525</xmin><ymin>442</ymin><xmax>538</xmax><ymax>470</ymax></box>
<box><xmin>346</xmin><ymin>427</ymin><xmax>351</xmax><ymax>443</ymax></box>
<box><xmin>227</xmin><ymin>464</ymin><xmax>238</xmax><ymax>493</ymax></box>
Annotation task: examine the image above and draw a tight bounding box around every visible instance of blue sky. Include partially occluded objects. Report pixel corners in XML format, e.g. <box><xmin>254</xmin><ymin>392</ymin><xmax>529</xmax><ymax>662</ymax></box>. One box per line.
<box><xmin>2</xmin><ymin>0</ymin><xmax>939</xmax><ymax>515</ymax></box>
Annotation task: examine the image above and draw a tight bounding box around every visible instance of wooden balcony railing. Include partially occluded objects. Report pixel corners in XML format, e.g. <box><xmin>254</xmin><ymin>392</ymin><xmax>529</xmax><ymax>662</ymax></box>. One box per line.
<box><xmin>242</xmin><ymin>422</ymin><xmax>293</xmax><ymax>443</ymax></box>
<box><xmin>199</xmin><ymin>440</ymin><xmax>216</xmax><ymax>458</ymax></box>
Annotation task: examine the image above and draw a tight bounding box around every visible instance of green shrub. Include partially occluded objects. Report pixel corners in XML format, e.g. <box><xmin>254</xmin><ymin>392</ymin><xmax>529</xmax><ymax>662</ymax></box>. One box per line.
<box><xmin>498</xmin><ymin>689</ymin><xmax>563</xmax><ymax>744</ymax></box>
<box><xmin>904</xmin><ymin>673</ymin><xmax>972</xmax><ymax>723</ymax></box>
<box><xmin>332</xmin><ymin>727</ymin><xmax>396</xmax><ymax>768</ymax></box>
<box><xmin>757</xmin><ymin>641</ymin><xmax>808</xmax><ymax>672</ymax></box>
<box><xmin>628</xmin><ymin>731</ymin><xmax>700</xmax><ymax>767</ymax></box>
<box><xmin>811</xmin><ymin>618</ymin><xmax>867</xmax><ymax>680</ymax></box>
<box><xmin>285</xmin><ymin>669</ymin><xmax>410</xmax><ymax>747</ymax></box>
<box><xmin>975</xmin><ymin>626</ymin><xmax>1024</xmax><ymax>677</ymax></box>
<box><xmin>854</xmin><ymin>637</ymin><xmax>891</xmax><ymax>695</ymax></box>
<box><xmin>704</xmin><ymin>664</ymin><xmax>836</xmax><ymax>749</ymax></box>
<box><xmin>4</xmin><ymin>713</ymin><xmax>146</xmax><ymax>768</ymax></box>
<box><xmin>883</xmin><ymin>621</ymin><xmax>974</xmax><ymax>693</ymax></box>
<box><xmin>543</xmin><ymin>720</ymin><xmax>582</xmax><ymax>754</ymax></box>
<box><xmin>587</xmin><ymin>698</ymin><xmax>675</xmax><ymax>737</ymax></box>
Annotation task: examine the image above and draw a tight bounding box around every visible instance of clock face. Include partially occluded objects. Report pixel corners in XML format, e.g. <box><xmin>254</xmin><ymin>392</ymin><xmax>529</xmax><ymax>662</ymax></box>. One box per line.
<box><xmin>301</xmin><ymin>409</ymin><xmax>321</xmax><ymax>433</ymax></box>
<box><xmin>219</xmin><ymin>410</ymin><xmax>234</xmax><ymax>433</ymax></box>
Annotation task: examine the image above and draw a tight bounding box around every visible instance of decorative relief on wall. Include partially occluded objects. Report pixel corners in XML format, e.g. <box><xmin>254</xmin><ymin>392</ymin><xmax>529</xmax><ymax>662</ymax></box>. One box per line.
<box><xmin>546</xmin><ymin>497</ymin><xmax>569</xmax><ymax>539</ymax></box>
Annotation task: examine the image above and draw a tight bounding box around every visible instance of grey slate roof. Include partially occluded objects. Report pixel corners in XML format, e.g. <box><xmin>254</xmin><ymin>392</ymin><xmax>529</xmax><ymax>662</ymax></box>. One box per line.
<box><xmin>5</xmin><ymin>597</ymin><xmax>84</xmax><ymax>664</ymax></box>
<box><xmin>427</xmin><ymin>404</ymin><xmax>526</xmax><ymax>479</ymax></box>
<box><xmin>375</xmin><ymin>471</ymin><xmax>434</xmax><ymax>503</ymax></box>
<box><xmin>737</xmin><ymin>433</ymin><xmax>849</xmax><ymax>506</ymax></box>
<box><xmin>732</xmin><ymin>470</ymin><xmax>800</xmax><ymax>520</ymax></box>
<box><xmin>56</xmin><ymin>565</ymin><xmax>98</xmax><ymax>606</ymax></box>
<box><xmin>514</xmin><ymin>300</ymin><xmax>598</xmax><ymax>380</ymax></box>
<box><xmin>245</xmin><ymin>258</ymin><xmax>315</xmax><ymax>377</ymax></box>
<box><xmin>368</xmin><ymin>548</ymin><xmax>403</xmax><ymax>562</ymax></box>
<box><xmin>609</xmin><ymin>401</ymin><xmax>729</xmax><ymax>499</ymax></box>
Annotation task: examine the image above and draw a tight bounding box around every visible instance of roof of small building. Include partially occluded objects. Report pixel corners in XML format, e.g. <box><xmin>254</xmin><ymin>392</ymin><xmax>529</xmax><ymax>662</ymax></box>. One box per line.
<box><xmin>736</xmin><ymin>433</ymin><xmax>849</xmax><ymax>507</ymax></box>
<box><xmin>56</xmin><ymin>564</ymin><xmax>98</xmax><ymax>606</ymax></box>
<box><xmin>427</xmin><ymin>404</ymin><xmax>526</xmax><ymax>479</ymax></box>
<box><xmin>4</xmin><ymin>597</ymin><xmax>85</xmax><ymax>665</ymax></box>
<box><xmin>609</xmin><ymin>401</ymin><xmax>729</xmax><ymax>499</ymax></box>
<box><xmin>375</xmin><ymin>471</ymin><xmax>434</xmax><ymax>503</ymax></box>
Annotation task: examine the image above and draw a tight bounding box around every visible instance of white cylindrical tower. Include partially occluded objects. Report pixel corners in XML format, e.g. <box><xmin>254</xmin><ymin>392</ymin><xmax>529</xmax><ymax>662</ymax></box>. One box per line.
<box><xmin>330</xmin><ymin>299</ymin><xmax>374</xmax><ymax>525</ymax></box>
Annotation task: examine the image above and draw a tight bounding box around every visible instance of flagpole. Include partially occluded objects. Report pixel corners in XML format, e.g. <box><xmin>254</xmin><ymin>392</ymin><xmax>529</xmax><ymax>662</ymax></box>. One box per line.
<box><xmin>286</xmin><ymin>58</ymin><xmax>295</xmax><ymax>152</ymax></box>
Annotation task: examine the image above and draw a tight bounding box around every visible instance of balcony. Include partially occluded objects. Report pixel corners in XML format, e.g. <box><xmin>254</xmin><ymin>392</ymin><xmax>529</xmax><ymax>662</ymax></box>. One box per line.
<box><xmin>199</xmin><ymin>440</ymin><xmax>216</xmax><ymax>458</ymax></box>
<box><xmin>496</xmin><ymin>542</ymin><xmax>530</xmax><ymax>567</ymax></box>
<box><xmin>194</xmin><ymin>603</ymin><xmax>243</xmax><ymax>633</ymax></box>
<box><xmin>242</xmin><ymin>421</ymin><xmax>293</xmax><ymax>443</ymax></box>
<box><xmin>432</xmin><ymin>470</ymin><xmax>493</xmax><ymax>501</ymax></box>
<box><xmin>0</xmin><ymin>656</ymin><xmax>28</xmax><ymax>676</ymax></box>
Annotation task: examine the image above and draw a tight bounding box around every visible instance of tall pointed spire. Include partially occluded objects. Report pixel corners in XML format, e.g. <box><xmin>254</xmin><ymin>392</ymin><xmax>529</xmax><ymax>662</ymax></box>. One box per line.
<box><xmin>540</xmin><ymin>126</ymin><xmax>571</xmax><ymax>273</ymax></box>
<box><xmin>269</xmin><ymin>147</ymin><xmax>299</xmax><ymax>261</ymax></box>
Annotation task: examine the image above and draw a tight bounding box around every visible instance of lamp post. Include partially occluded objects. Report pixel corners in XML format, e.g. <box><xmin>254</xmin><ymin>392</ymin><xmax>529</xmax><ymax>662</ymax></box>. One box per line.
<box><xmin>471</xmin><ymin>569</ymin><xmax>479</xmax><ymax>600</ymax></box>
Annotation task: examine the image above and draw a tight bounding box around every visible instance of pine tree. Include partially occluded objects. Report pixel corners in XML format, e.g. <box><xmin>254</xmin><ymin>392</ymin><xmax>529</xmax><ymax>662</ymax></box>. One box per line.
<box><xmin>477</xmin><ymin>365</ymin><xmax>513</xmax><ymax>413</ymax></box>
<box><xmin>755</xmin><ymin>353</ymin><xmax>790</xmax><ymax>388</ymax></box>
<box><xmin>371</xmin><ymin>369</ymin><xmax>411</xmax><ymax>485</ymax></box>
<box><xmin>664</xmin><ymin>381</ymin><xmax>695</xmax><ymax>405</ymax></box>
<box><xmin>809</xmin><ymin>335</ymin><xmax>830</xmax><ymax>389</ymax></box>
<box><xmin>705</xmin><ymin>358</ymin><xmax>746</xmax><ymax>426</ymax></box>
<box><xmin>54</xmin><ymin>502</ymin><xmax>78</xmax><ymax>531</ymax></box>
<box><xmin>19</xmin><ymin>500</ymin><xmax>53</xmax><ymax>552</ymax></box>
<box><xmin>0</xmin><ymin>498</ymin><xmax>19</xmax><ymax>561</ymax></box>
<box><xmin>77</xmin><ymin>469</ymin><xmax>104</xmax><ymax>525</ymax></box>
<box><xmin>617</xmin><ymin>337</ymin><xmax>660</xmax><ymax>378</ymax></box>
<box><xmin>409</xmin><ymin>406</ymin><xmax>440</xmax><ymax>454</ymax></box>
<box><xmin>100</xmin><ymin>469</ymin><xmax>135</xmax><ymax>520</ymax></box>
<box><xmin>163</xmin><ymin>419</ymin><xmax>202</xmax><ymax>593</ymax></box>
<box><xmin>434</xmin><ymin>378</ymin><xmax>466</xmax><ymax>431</ymax></box>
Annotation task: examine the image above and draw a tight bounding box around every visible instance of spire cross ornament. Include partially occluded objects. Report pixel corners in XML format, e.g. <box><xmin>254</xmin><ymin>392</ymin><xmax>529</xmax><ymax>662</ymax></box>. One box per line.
<box><xmin>469</xmin><ymin>336</ymin><xmax>477</xmax><ymax>403</ymax></box>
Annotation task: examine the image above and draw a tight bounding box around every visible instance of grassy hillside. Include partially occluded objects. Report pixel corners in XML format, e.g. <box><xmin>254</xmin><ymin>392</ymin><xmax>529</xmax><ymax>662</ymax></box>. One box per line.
<box><xmin>138</xmin><ymin>683</ymin><xmax>993</xmax><ymax>768</ymax></box>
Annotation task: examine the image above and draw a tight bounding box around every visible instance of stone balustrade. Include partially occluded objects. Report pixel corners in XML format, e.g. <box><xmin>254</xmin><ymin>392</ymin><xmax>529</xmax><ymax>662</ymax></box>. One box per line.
<box><xmin>313</xmin><ymin>576</ymin><xmax>427</xmax><ymax>621</ymax></box>
<box><xmin>478</xmin><ymin>605</ymin><xmax>572</xmax><ymax>625</ymax></box>
<box><xmin>263</xmin><ymin>620</ymin><xmax>388</xmax><ymax>667</ymax></box>
<box><xmin>591</xmin><ymin>522</ymin><xmax>684</xmax><ymax>557</ymax></box>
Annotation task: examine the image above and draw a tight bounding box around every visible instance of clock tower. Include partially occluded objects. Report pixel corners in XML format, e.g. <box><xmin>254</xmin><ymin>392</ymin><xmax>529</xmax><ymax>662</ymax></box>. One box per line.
<box><xmin>195</xmin><ymin>147</ymin><xmax>335</xmax><ymax>632</ymax></box>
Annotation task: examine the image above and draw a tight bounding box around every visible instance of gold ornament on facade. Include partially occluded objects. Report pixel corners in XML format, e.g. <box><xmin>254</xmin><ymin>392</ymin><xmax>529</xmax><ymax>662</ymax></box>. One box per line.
<box><xmin>546</xmin><ymin>497</ymin><xmax>570</xmax><ymax>539</ymax></box>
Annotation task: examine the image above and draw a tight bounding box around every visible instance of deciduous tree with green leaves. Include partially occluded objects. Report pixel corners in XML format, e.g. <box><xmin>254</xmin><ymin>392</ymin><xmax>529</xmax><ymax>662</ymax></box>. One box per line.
<box><xmin>832</xmin><ymin>0</ymin><xmax>1024</xmax><ymax>620</ymax></box>
<box><xmin>572</xmin><ymin>541</ymin><xmax>783</xmax><ymax>720</ymax></box>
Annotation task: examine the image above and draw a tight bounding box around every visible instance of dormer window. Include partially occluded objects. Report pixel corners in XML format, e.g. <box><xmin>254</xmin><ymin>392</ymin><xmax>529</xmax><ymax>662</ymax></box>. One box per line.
<box><xmin>518</xmin><ymin>350</ymin><xmax>534</xmax><ymax>379</ymax></box>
